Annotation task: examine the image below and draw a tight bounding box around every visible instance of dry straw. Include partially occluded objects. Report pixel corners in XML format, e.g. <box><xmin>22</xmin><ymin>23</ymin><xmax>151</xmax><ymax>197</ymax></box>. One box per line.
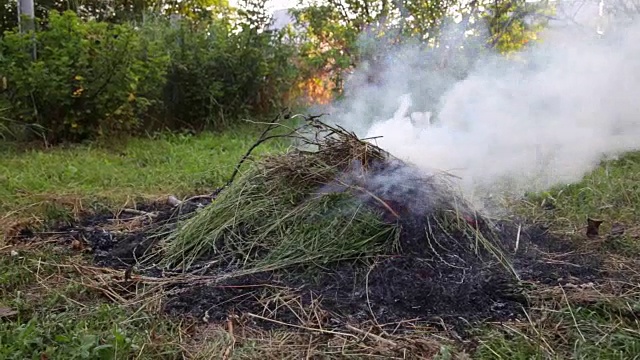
<box><xmin>154</xmin><ymin>114</ymin><xmax>515</xmax><ymax>277</ymax></box>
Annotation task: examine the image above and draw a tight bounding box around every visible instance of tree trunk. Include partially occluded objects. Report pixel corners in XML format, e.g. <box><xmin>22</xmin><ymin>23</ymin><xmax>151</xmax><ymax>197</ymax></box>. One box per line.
<box><xmin>17</xmin><ymin>0</ymin><xmax>37</xmax><ymax>60</ymax></box>
<box><xmin>18</xmin><ymin>0</ymin><xmax>36</xmax><ymax>32</ymax></box>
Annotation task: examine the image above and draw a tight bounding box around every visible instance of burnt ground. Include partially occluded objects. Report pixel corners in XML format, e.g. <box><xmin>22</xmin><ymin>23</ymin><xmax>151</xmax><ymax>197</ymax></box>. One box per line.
<box><xmin>14</xmin><ymin>194</ymin><xmax>608</xmax><ymax>337</ymax></box>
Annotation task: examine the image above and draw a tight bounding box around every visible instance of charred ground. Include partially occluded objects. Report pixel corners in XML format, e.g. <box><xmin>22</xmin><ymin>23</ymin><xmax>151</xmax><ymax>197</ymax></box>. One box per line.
<box><xmin>11</xmin><ymin>120</ymin><xmax>617</xmax><ymax>345</ymax></box>
<box><xmin>15</xmin><ymin>193</ymin><xmax>606</xmax><ymax>337</ymax></box>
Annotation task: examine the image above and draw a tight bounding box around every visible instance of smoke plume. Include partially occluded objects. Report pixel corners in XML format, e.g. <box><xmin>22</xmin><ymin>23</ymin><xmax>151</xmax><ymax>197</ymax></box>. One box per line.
<box><xmin>324</xmin><ymin>5</ymin><xmax>640</xmax><ymax>209</ymax></box>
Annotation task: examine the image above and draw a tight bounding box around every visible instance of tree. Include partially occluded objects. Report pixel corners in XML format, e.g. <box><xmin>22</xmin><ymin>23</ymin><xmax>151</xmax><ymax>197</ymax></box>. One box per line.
<box><xmin>0</xmin><ymin>0</ymin><xmax>231</xmax><ymax>34</ymax></box>
<box><xmin>289</xmin><ymin>0</ymin><xmax>552</xmax><ymax>89</ymax></box>
<box><xmin>161</xmin><ymin>0</ymin><xmax>229</xmax><ymax>22</ymax></box>
<box><xmin>483</xmin><ymin>0</ymin><xmax>552</xmax><ymax>53</ymax></box>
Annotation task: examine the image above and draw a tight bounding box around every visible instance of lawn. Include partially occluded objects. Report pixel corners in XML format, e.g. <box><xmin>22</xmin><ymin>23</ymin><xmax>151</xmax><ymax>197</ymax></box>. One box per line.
<box><xmin>0</xmin><ymin>126</ymin><xmax>289</xmax><ymax>233</ymax></box>
<box><xmin>1</xmin><ymin>126</ymin><xmax>639</xmax><ymax>359</ymax></box>
<box><xmin>0</xmin><ymin>125</ymin><xmax>294</xmax><ymax>359</ymax></box>
<box><xmin>477</xmin><ymin>152</ymin><xmax>640</xmax><ymax>359</ymax></box>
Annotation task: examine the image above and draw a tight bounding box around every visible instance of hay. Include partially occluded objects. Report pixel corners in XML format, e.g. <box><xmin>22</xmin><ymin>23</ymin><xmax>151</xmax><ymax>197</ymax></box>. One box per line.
<box><xmin>157</xmin><ymin>117</ymin><xmax>514</xmax><ymax>276</ymax></box>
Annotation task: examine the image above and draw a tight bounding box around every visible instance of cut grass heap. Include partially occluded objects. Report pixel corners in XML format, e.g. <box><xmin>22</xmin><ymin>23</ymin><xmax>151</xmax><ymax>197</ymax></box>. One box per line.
<box><xmin>4</xmin><ymin>117</ymin><xmax>639</xmax><ymax>359</ymax></box>
<box><xmin>158</xmin><ymin>117</ymin><xmax>513</xmax><ymax>280</ymax></box>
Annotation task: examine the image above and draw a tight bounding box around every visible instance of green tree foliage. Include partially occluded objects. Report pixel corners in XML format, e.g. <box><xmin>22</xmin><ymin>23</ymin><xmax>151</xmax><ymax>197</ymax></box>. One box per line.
<box><xmin>0</xmin><ymin>4</ymin><xmax>301</xmax><ymax>143</ymax></box>
<box><xmin>0</xmin><ymin>0</ymin><xmax>230</xmax><ymax>33</ymax></box>
<box><xmin>0</xmin><ymin>0</ymin><xmax>57</xmax><ymax>32</ymax></box>
<box><xmin>0</xmin><ymin>0</ymin><xmax>554</xmax><ymax>144</ymax></box>
<box><xmin>161</xmin><ymin>0</ymin><xmax>230</xmax><ymax>22</ymax></box>
<box><xmin>290</xmin><ymin>0</ymin><xmax>552</xmax><ymax>89</ymax></box>
<box><xmin>160</xmin><ymin>11</ymin><xmax>299</xmax><ymax>130</ymax></box>
<box><xmin>484</xmin><ymin>0</ymin><xmax>552</xmax><ymax>53</ymax></box>
<box><xmin>290</xmin><ymin>3</ymin><xmax>358</xmax><ymax>89</ymax></box>
<box><xmin>0</xmin><ymin>10</ymin><xmax>169</xmax><ymax>142</ymax></box>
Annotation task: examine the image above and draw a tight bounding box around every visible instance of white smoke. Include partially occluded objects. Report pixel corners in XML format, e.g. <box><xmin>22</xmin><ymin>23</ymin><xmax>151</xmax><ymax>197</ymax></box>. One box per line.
<box><xmin>325</xmin><ymin>5</ymin><xmax>640</xmax><ymax>209</ymax></box>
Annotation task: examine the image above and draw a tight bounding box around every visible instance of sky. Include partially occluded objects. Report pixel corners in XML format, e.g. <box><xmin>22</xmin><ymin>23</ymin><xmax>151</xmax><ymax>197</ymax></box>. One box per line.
<box><xmin>229</xmin><ymin>0</ymin><xmax>300</xmax><ymax>12</ymax></box>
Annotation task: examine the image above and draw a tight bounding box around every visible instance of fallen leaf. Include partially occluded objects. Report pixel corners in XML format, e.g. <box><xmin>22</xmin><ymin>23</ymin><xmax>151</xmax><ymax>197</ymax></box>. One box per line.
<box><xmin>586</xmin><ymin>218</ymin><xmax>604</xmax><ymax>238</ymax></box>
<box><xmin>71</xmin><ymin>239</ymin><xmax>83</xmax><ymax>250</ymax></box>
<box><xmin>0</xmin><ymin>307</ymin><xmax>18</xmax><ymax>318</ymax></box>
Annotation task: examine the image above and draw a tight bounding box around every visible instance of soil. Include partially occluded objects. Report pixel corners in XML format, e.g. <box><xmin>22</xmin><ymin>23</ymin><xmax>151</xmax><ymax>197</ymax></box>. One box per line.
<box><xmin>15</xmin><ymin>191</ymin><xmax>605</xmax><ymax>337</ymax></box>
<box><xmin>160</xmin><ymin>219</ymin><xmax>601</xmax><ymax>336</ymax></box>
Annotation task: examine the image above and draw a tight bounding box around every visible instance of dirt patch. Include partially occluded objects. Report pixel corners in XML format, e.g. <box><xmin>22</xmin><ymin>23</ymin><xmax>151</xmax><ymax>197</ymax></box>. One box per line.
<box><xmin>17</xmin><ymin>196</ymin><xmax>213</xmax><ymax>268</ymax></box>
<box><xmin>15</xmin><ymin>196</ymin><xmax>604</xmax><ymax>336</ymax></box>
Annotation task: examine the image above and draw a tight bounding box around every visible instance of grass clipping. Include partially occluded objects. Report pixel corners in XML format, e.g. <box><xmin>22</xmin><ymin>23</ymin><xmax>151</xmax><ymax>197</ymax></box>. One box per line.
<box><xmin>159</xmin><ymin>118</ymin><xmax>513</xmax><ymax>276</ymax></box>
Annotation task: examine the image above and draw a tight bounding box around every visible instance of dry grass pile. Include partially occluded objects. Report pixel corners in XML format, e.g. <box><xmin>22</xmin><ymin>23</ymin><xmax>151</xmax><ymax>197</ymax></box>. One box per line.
<box><xmin>6</xmin><ymin>114</ymin><xmax>636</xmax><ymax>358</ymax></box>
<box><xmin>10</xmin><ymin>117</ymin><xmax>603</xmax><ymax>337</ymax></box>
<box><xmin>156</xmin><ymin>117</ymin><xmax>513</xmax><ymax>277</ymax></box>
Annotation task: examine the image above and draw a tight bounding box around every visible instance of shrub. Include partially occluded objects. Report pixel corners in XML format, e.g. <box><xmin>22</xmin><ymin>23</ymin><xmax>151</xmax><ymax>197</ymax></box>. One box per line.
<box><xmin>0</xmin><ymin>9</ymin><xmax>304</xmax><ymax>143</ymax></box>
<box><xmin>161</xmin><ymin>16</ymin><xmax>302</xmax><ymax>130</ymax></box>
<box><xmin>0</xmin><ymin>11</ymin><xmax>169</xmax><ymax>143</ymax></box>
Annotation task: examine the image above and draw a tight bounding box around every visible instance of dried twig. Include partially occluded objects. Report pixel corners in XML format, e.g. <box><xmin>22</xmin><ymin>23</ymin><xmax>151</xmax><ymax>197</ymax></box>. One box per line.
<box><xmin>222</xmin><ymin>317</ymin><xmax>236</xmax><ymax>360</ymax></box>
<box><xmin>245</xmin><ymin>312</ymin><xmax>359</xmax><ymax>339</ymax></box>
<box><xmin>345</xmin><ymin>324</ymin><xmax>399</xmax><ymax>347</ymax></box>
<box><xmin>121</xmin><ymin>208</ymin><xmax>158</xmax><ymax>218</ymax></box>
<box><xmin>224</xmin><ymin>111</ymin><xmax>295</xmax><ymax>189</ymax></box>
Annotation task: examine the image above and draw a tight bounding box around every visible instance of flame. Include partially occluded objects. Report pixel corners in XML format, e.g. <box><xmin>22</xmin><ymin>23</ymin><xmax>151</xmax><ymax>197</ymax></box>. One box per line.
<box><xmin>295</xmin><ymin>69</ymin><xmax>341</xmax><ymax>106</ymax></box>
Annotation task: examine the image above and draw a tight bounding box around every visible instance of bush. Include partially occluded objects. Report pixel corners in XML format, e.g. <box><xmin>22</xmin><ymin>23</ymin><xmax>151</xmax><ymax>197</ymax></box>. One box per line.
<box><xmin>161</xmin><ymin>17</ymin><xmax>301</xmax><ymax>130</ymax></box>
<box><xmin>0</xmin><ymin>11</ymin><xmax>169</xmax><ymax>143</ymax></box>
<box><xmin>0</xmin><ymin>9</ymin><xmax>304</xmax><ymax>143</ymax></box>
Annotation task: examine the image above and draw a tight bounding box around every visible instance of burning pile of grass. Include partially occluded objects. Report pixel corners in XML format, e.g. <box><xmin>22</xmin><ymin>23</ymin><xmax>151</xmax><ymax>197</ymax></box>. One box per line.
<box><xmin>13</xmin><ymin>115</ymin><xmax>606</xmax><ymax>353</ymax></box>
<box><xmin>156</xmin><ymin>118</ymin><xmax>513</xmax><ymax>277</ymax></box>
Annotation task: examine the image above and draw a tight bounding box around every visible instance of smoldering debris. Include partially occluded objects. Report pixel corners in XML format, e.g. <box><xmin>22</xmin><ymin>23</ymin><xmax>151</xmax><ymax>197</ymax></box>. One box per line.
<box><xmin>13</xmin><ymin>117</ymin><xmax>604</xmax><ymax>336</ymax></box>
<box><xmin>330</xmin><ymin>20</ymin><xmax>640</xmax><ymax>209</ymax></box>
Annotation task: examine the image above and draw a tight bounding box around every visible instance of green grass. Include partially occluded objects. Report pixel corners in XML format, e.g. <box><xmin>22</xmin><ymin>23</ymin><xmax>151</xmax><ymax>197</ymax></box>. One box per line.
<box><xmin>521</xmin><ymin>152</ymin><xmax>640</xmax><ymax>256</ymax></box>
<box><xmin>0</xmin><ymin>126</ymin><xmax>288</xmax><ymax>227</ymax></box>
<box><xmin>476</xmin><ymin>152</ymin><xmax>640</xmax><ymax>359</ymax></box>
<box><xmin>476</xmin><ymin>298</ymin><xmax>640</xmax><ymax>359</ymax></box>
<box><xmin>523</xmin><ymin>152</ymin><xmax>640</xmax><ymax>224</ymax></box>
<box><xmin>1</xmin><ymin>128</ymin><xmax>640</xmax><ymax>358</ymax></box>
<box><xmin>0</xmin><ymin>126</ymin><xmax>288</xmax><ymax>359</ymax></box>
<box><xmin>0</xmin><ymin>248</ymin><xmax>185</xmax><ymax>360</ymax></box>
